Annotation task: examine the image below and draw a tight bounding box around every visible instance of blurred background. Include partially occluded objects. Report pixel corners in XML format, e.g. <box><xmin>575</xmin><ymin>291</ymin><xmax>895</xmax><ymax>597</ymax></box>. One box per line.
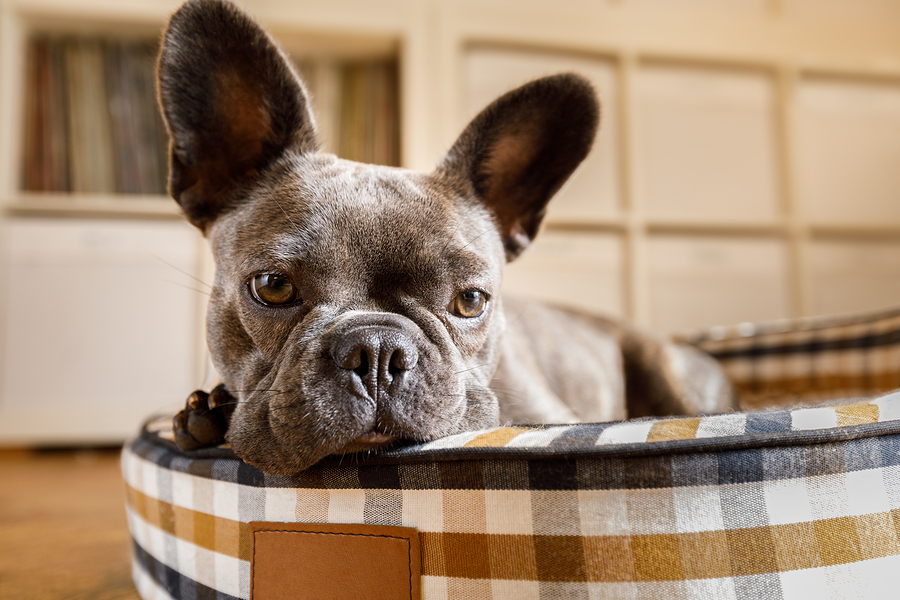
<box><xmin>1</xmin><ymin>0</ymin><xmax>900</xmax><ymax>445</ymax></box>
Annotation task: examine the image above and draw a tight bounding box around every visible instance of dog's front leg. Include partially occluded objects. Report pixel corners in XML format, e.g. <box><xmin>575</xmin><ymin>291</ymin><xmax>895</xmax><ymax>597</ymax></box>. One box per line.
<box><xmin>173</xmin><ymin>384</ymin><xmax>236</xmax><ymax>450</ymax></box>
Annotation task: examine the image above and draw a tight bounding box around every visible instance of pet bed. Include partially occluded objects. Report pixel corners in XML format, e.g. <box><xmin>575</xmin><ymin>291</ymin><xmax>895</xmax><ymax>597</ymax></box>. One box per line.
<box><xmin>123</xmin><ymin>306</ymin><xmax>900</xmax><ymax>600</ymax></box>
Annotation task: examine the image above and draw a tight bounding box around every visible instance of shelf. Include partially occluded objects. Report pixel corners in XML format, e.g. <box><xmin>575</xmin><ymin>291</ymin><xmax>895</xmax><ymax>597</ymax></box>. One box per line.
<box><xmin>646</xmin><ymin>218</ymin><xmax>786</xmax><ymax>236</ymax></box>
<box><xmin>3</xmin><ymin>192</ymin><xmax>180</xmax><ymax>219</ymax></box>
<box><xmin>543</xmin><ymin>213</ymin><xmax>628</xmax><ymax>232</ymax></box>
<box><xmin>810</xmin><ymin>223</ymin><xmax>900</xmax><ymax>240</ymax></box>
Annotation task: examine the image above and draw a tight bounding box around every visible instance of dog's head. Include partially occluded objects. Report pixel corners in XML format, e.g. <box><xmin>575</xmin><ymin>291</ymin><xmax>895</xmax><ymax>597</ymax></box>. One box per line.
<box><xmin>158</xmin><ymin>0</ymin><xmax>599</xmax><ymax>474</ymax></box>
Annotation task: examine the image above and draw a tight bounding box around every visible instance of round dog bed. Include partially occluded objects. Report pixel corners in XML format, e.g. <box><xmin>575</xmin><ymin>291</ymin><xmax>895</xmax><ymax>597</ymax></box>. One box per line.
<box><xmin>123</xmin><ymin>307</ymin><xmax>900</xmax><ymax>599</ymax></box>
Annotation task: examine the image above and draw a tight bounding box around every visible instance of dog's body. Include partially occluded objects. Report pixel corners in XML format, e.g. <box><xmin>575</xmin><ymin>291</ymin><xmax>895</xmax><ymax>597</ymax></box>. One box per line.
<box><xmin>163</xmin><ymin>0</ymin><xmax>735</xmax><ymax>475</ymax></box>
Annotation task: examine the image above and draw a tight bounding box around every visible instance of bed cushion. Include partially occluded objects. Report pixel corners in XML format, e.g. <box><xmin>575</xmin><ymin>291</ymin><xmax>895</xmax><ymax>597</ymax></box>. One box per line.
<box><xmin>123</xmin><ymin>306</ymin><xmax>900</xmax><ymax>599</ymax></box>
<box><xmin>124</xmin><ymin>390</ymin><xmax>900</xmax><ymax>600</ymax></box>
<box><xmin>684</xmin><ymin>306</ymin><xmax>900</xmax><ymax>410</ymax></box>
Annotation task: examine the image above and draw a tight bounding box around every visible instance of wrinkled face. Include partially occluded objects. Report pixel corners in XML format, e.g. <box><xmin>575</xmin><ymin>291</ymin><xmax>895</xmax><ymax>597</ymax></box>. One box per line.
<box><xmin>206</xmin><ymin>153</ymin><xmax>506</xmax><ymax>474</ymax></box>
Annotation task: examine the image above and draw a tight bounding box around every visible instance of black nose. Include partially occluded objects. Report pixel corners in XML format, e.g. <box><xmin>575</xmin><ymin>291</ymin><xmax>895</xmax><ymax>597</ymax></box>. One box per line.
<box><xmin>332</xmin><ymin>326</ymin><xmax>419</xmax><ymax>397</ymax></box>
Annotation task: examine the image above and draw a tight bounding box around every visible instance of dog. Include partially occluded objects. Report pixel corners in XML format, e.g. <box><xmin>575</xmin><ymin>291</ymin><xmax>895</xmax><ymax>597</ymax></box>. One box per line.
<box><xmin>162</xmin><ymin>0</ymin><xmax>735</xmax><ymax>475</ymax></box>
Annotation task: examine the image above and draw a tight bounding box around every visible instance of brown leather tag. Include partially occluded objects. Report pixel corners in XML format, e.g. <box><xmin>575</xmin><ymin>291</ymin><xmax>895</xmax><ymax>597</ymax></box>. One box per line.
<box><xmin>249</xmin><ymin>522</ymin><xmax>421</xmax><ymax>600</ymax></box>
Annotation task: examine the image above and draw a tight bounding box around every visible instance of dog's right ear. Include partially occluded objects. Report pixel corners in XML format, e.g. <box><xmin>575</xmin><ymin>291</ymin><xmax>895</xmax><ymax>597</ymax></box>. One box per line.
<box><xmin>158</xmin><ymin>0</ymin><xmax>317</xmax><ymax>231</ymax></box>
<box><xmin>438</xmin><ymin>74</ymin><xmax>599</xmax><ymax>261</ymax></box>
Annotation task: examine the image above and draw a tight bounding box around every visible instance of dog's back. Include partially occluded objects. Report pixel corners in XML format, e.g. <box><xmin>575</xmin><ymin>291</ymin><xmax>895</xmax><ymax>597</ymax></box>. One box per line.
<box><xmin>495</xmin><ymin>296</ymin><xmax>735</xmax><ymax>424</ymax></box>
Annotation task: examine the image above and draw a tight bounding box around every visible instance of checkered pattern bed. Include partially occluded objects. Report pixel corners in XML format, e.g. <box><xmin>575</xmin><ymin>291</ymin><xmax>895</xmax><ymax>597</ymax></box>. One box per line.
<box><xmin>683</xmin><ymin>306</ymin><xmax>900</xmax><ymax>410</ymax></box>
<box><xmin>123</xmin><ymin>307</ymin><xmax>900</xmax><ymax>600</ymax></box>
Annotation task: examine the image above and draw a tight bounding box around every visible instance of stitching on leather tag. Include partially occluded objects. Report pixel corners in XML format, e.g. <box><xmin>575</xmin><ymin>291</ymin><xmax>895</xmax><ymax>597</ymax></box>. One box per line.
<box><xmin>249</xmin><ymin>522</ymin><xmax>421</xmax><ymax>600</ymax></box>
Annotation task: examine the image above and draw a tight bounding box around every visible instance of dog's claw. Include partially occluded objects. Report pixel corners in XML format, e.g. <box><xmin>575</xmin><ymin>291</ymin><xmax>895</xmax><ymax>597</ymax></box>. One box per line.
<box><xmin>173</xmin><ymin>385</ymin><xmax>236</xmax><ymax>451</ymax></box>
<box><xmin>187</xmin><ymin>390</ymin><xmax>204</xmax><ymax>410</ymax></box>
<box><xmin>207</xmin><ymin>389</ymin><xmax>223</xmax><ymax>409</ymax></box>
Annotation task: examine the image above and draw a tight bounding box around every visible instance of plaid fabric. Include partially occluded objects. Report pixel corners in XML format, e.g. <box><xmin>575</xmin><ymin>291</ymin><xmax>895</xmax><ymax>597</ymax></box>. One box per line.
<box><xmin>124</xmin><ymin>389</ymin><xmax>900</xmax><ymax>600</ymax></box>
<box><xmin>682</xmin><ymin>306</ymin><xmax>900</xmax><ymax>411</ymax></box>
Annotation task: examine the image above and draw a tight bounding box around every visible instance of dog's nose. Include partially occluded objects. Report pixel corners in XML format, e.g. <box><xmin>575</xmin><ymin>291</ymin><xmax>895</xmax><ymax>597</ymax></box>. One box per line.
<box><xmin>332</xmin><ymin>326</ymin><xmax>419</xmax><ymax>397</ymax></box>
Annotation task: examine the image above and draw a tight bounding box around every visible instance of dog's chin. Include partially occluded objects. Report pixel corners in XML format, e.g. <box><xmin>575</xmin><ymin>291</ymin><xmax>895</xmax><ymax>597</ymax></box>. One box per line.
<box><xmin>225</xmin><ymin>382</ymin><xmax>499</xmax><ymax>475</ymax></box>
<box><xmin>334</xmin><ymin>431</ymin><xmax>403</xmax><ymax>455</ymax></box>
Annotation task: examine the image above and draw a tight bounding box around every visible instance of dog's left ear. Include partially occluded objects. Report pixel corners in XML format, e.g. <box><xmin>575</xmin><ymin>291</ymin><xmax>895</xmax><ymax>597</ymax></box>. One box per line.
<box><xmin>439</xmin><ymin>74</ymin><xmax>599</xmax><ymax>261</ymax></box>
<box><xmin>158</xmin><ymin>0</ymin><xmax>318</xmax><ymax>231</ymax></box>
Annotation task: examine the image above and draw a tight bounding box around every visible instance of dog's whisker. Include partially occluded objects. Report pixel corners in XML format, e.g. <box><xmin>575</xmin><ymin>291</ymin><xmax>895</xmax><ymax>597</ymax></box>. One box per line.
<box><xmin>453</xmin><ymin>363</ymin><xmax>493</xmax><ymax>376</ymax></box>
<box><xmin>450</xmin><ymin>228</ymin><xmax>492</xmax><ymax>255</ymax></box>
<box><xmin>474</xmin><ymin>384</ymin><xmax>529</xmax><ymax>405</ymax></box>
<box><xmin>229</xmin><ymin>389</ymin><xmax>288</xmax><ymax>396</ymax></box>
<box><xmin>160</xmin><ymin>279</ymin><xmax>212</xmax><ymax>297</ymax></box>
<box><xmin>150</xmin><ymin>252</ymin><xmax>213</xmax><ymax>290</ymax></box>
<box><xmin>440</xmin><ymin>223</ymin><xmax>462</xmax><ymax>253</ymax></box>
<box><xmin>262</xmin><ymin>187</ymin><xmax>303</xmax><ymax>236</ymax></box>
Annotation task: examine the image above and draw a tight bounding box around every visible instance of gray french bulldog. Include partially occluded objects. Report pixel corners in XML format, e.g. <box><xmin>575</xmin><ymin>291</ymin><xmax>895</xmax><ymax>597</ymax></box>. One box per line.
<box><xmin>162</xmin><ymin>0</ymin><xmax>735</xmax><ymax>475</ymax></box>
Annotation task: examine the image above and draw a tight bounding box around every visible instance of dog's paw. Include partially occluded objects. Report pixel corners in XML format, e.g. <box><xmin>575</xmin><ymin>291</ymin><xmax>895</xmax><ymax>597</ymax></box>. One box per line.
<box><xmin>173</xmin><ymin>384</ymin><xmax>236</xmax><ymax>451</ymax></box>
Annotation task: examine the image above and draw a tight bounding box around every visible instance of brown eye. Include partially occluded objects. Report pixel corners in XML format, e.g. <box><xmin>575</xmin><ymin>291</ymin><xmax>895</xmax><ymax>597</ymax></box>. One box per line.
<box><xmin>249</xmin><ymin>273</ymin><xmax>298</xmax><ymax>306</ymax></box>
<box><xmin>451</xmin><ymin>289</ymin><xmax>488</xmax><ymax>318</ymax></box>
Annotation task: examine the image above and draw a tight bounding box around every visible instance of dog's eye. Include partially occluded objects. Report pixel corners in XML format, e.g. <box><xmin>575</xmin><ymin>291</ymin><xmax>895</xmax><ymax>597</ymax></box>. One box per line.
<box><xmin>451</xmin><ymin>289</ymin><xmax>488</xmax><ymax>318</ymax></box>
<box><xmin>249</xmin><ymin>273</ymin><xmax>298</xmax><ymax>306</ymax></box>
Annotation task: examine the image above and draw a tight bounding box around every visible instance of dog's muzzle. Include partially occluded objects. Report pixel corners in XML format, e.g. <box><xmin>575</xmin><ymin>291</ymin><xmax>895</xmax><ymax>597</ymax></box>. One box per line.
<box><xmin>328</xmin><ymin>313</ymin><xmax>429</xmax><ymax>451</ymax></box>
<box><xmin>331</xmin><ymin>323</ymin><xmax>420</xmax><ymax>401</ymax></box>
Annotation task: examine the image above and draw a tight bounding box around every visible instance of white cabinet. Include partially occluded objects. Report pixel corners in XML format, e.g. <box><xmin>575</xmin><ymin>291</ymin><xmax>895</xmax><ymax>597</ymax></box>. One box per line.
<box><xmin>797</xmin><ymin>79</ymin><xmax>900</xmax><ymax>226</ymax></box>
<box><xmin>647</xmin><ymin>236</ymin><xmax>791</xmax><ymax>333</ymax></box>
<box><xmin>636</xmin><ymin>66</ymin><xmax>780</xmax><ymax>224</ymax></box>
<box><xmin>503</xmin><ymin>231</ymin><xmax>625</xmax><ymax>317</ymax></box>
<box><xmin>0</xmin><ymin>218</ymin><xmax>205</xmax><ymax>443</ymax></box>
<box><xmin>465</xmin><ymin>46</ymin><xmax>622</xmax><ymax>221</ymax></box>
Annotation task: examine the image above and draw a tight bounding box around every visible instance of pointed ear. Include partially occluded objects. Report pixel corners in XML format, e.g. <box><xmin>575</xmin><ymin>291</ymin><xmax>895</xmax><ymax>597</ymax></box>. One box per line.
<box><xmin>439</xmin><ymin>74</ymin><xmax>599</xmax><ymax>261</ymax></box>
<box><xmin>157</xmin><ymin>0</ymin><xmax>318</xmax><ymax>231</ymax></box>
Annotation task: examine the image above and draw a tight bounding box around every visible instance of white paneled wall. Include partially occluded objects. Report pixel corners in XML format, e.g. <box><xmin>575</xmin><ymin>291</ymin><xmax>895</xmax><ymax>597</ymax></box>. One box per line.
<box><xmin>465</xmin><ymin>47</ymin><xmax>622</xmax><ymax>220</ymax></box>
<box><xmin>629</xmin><ymin>0</ymin><xmax>770</xmax><ymax>13</ymax></box>
<box><xmin>503</xmin><ymin>231</ymin><xmax>624</xmax><ymax>317</ymax></box>
<box><xmin>784</xmin><ymin>0</ymin><xmax>900</xmax><ymax>21</ymax></box>
<box><xmin>796</xmin><ymin>79</ymin><xmax>900</xmax><ymax>225</ymax></box>
<box><xmin>647</xmin><ymin>236</ymin><xmax>790</xmax><ymax>332</ymax></box>
<box><xmin>636</xmin><ymin>66</ymin><xmax>780</xmax><ymax>224</ymax></box>
<box><xmin>1</xmin><ymin>0</ymin><xmax>900</xmax><ymax>442</ymax></box>
<box><xmin>465</xmin><ymin>43</ymin><xmax>900</xmax><ymax>335</ymax></box>
<box><xmin>810</xmin><ymin>239</ymin><xmax>900</xmax><ymax>316</ymax></box>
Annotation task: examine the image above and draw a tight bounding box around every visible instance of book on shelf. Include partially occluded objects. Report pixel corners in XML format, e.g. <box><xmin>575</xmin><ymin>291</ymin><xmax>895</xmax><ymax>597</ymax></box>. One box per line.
<box><xmin>106</xmin><ymin>40</ymin><xmax>168</xmax><ymax>195</ymax></box>
<box><xmin>295</xmin><ymin>57</ymin><xmax>399</xmax><ymax>167</ymax></box>
<box><xmin>23</xmin><ymin>37</ymin><xmax>69</xmax><ymax>192</ymax></box>
<box><xmin>21</xmin><ymin>35</ymin><xmax>401</xmax><ymax>199</ymax></box>
<box><xmin>65</xmin><ymin>37</ymin><xmax>117</xmax><ymax>194</ymax></box>
<box><xmin>22</xmin><ymin>35</ymin><xmax>169</xmax><ymax>197</ymax></box>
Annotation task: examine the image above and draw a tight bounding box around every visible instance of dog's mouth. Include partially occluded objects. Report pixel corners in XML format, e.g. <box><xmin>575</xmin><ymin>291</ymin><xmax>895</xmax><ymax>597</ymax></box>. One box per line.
<box><xmin>334</xmin><ymin>430</ymin><xmax>402</xmax><ymax>454</ymax></box>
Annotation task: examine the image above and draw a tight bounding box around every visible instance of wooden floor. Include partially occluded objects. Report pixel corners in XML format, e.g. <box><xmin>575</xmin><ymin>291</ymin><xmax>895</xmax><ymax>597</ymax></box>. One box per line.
<box><xmin>0</xmin><ymin>447</ymin><xmax>141</xmax><ymax>600</ymax></box>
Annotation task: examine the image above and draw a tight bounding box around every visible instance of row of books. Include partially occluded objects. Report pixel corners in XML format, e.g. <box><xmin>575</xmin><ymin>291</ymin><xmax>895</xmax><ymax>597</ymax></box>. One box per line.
<box><xmin>296</xmin><ymin>58</ymin><xmax>400</xmax><ymax>167</ymax></box>
<box><xmin>21</xmin><ymin>34</ymin><xmax>401</xmax><ymax>196</ymax></box>
<box><xmin>23</xmin><ymin>36</ymin><xmax>169</xmax><ymax>195</ymax></box>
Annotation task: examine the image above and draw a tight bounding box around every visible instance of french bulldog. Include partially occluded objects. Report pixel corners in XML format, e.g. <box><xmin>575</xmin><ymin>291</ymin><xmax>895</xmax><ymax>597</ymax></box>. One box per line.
<box><xmin>162</xmin><ymin>0</ymin><xmax>735</xmax><ymax>475</ymax></box>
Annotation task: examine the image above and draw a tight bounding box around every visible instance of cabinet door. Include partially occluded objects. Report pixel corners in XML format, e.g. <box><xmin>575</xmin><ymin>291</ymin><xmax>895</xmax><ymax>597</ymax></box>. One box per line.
<box><xmin>636</xmin><ymin>65</ymin><xmax>780</xmax><ymax>223</ymax></box>
<box><xmin>796</xmin><ymin>78</ymin><xmax>900</xmax><ymax>225</ymax></box>
<box><xmin>810</xmin><ymin>239</ymin><xmax>900</xmax><ymax>316</ymax></box>
<box><xmin>465</xmin><ymin>46</ymin><xmax>621</xmax><ymax>220</ymax></box>
<box><xmin>0</xmin><ymin>218</ymin><xmax>204</xmax><ymax>444</ymax></box>
<box><xmin>648</xmin><ymin>235</ymin><xmax>791</xmax><ymax>334</ymax></box>
<box><xmin>502</xmin><ymin>230</ymin><xmax>624</xmax><ymax>317</ymax></box>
